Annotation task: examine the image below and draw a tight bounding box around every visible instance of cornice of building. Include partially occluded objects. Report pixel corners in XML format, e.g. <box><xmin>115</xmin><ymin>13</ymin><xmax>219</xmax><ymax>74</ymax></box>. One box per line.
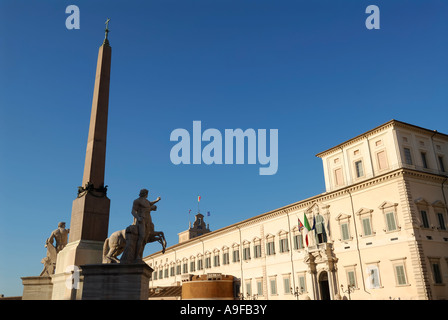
<box><xmin>315</xmin><ymin>119</ymin><xmax>448</xmax><ymax>158</ymax></box>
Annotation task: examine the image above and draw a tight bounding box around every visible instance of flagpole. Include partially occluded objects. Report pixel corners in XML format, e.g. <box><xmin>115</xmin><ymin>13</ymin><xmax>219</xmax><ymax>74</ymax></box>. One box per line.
<box><xmin>188</xmin><ymin>209</ymin><xmax>192</xmax><ymax>228</ymax></box>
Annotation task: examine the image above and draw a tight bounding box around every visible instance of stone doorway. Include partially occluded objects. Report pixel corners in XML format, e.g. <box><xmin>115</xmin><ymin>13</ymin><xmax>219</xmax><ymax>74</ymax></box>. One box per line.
<box><xmin>318</xmin><ymin>271</ymin><xmax>331</xmax><ymax>300</ymax></box>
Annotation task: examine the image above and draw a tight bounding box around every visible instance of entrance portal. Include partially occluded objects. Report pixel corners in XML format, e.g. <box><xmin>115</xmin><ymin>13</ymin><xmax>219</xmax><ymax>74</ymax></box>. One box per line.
<box><xmin>318</xmin><ymin>271</ymin><xmax>331</xmax><ymax>300</ymax></box>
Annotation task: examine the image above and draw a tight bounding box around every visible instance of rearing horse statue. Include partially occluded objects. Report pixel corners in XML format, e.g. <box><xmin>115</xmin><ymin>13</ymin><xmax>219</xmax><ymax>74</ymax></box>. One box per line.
<box><xmin>103</xmin><ymin>222</ymin><xmax>167</xmax><ymax>263</ymax></box>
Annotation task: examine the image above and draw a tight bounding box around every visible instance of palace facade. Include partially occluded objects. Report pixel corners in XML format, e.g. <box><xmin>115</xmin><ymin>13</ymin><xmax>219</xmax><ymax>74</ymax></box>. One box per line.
<box><xmin>144</xmin><ymin>120</ymin><xmax>448</xmax><ymax>300</ymax></box>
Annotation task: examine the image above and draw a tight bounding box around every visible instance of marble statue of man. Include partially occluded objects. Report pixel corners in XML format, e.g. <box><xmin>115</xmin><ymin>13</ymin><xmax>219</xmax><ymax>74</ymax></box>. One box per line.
<box><xmin>48</xmin><ymin>222</ymin><xmax>70</xmax><ymax>253</ymax></box>
<box><xmin>131</xmin><ymin>189</ymin><xmax>161</xmax><ymax>261</ymax></box>
<box><xmin>40</xmin><ymin>222</ymin><xmax>70</xmax><ymax>276</ymax></box>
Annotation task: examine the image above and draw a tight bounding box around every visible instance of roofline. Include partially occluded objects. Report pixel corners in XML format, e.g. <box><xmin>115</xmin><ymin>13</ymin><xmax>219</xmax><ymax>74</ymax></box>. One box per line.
<box><xmin>315</xmin><ymin>119</ymin><xmax>448</xmax><ymax>158</ymax></box>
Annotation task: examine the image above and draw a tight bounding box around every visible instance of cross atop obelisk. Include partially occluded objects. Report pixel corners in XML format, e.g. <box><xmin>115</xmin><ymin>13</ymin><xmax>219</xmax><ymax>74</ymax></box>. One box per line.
<box><xmin>103</xmin><ymin>18</ymin><xmax>110</xmax><ymax>45</ymax></box>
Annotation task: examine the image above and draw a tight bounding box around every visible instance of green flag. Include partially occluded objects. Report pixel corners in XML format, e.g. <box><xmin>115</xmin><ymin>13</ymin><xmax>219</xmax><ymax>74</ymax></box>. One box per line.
<box><xmin>303</xmin><ymin>213</ymin><xmax>311</xmax><ymax>246</ymax></box>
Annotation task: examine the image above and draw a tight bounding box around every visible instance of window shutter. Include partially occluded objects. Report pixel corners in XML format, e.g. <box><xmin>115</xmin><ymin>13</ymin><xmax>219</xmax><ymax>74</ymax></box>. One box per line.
<box><xmin>362</xmin><ymin>218</ymin><xmax>372</xmax><ymax>236</ymax></box>
<box><xmin>395</xmin><ymin>265</ymin><xmax>406</xmax><ymax>285</ymax></box>
<box><xmin>341</xmin><ymin>223</ymin><xmax>349</xmax><ymax>240</ymax></box>
<box><xmin>386</xmin><ymin>212</ymin><xmax>396</xmax><ymax>231</ymax></box>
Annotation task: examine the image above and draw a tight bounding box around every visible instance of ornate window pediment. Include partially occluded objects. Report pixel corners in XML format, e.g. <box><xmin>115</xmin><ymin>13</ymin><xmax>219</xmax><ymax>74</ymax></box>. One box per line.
<box><xmin>265</xmin><ymin>233</ymin><xmax>275</xmax><ymax>239</ymax></box>
<box><xmin>278</xmin><ymin>229</ymin><xmax>288</xmax><ymax>236</ymax></box>
<box><xmin>335</xmin><ymin>213</ymin><xmax>351</xmax><ymax>221</ymax></box>
<box><xmin>356</xmin><ymin>207</ymin><xmax>374</xmax><ymax>216</ymax></box>
<box><xmin>432</xmin><ymin>200</ymin><xmax>446</xmax><ymax>208</ymax></box>
<box><xmin>306</xmin><ymin>202</ymin><xmax>320</xmax><ymax>213</ymax></box>
<box><xmin>379</xmin><ymin>201</ymin><xmax>399</xmax><ymax>209</ymax></box>
<box><xmin>413</xmin><ymin>198</ymin><xmax>429</xmax><ymax>207</ymax></box>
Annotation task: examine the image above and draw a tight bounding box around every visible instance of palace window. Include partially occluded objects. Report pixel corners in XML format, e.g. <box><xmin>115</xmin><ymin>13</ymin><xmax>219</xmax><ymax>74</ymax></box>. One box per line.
<box><xmin>269</xmin><ymin>277</ymin><xmax>277</xmax><ymax>295</ymax></box>
<box><xmin>213</xmin><ymin>250</ymin><xmax>220</xmax><ymax>267</ymax></box>
<box><xmin>253</xmin><ymin>239</ymin><xmax>262</xmax><ymax>258</ymax></box>
<box><xmin>197</xmin><ymin>255</ymin><xmax>204</xmax><ymax>270</ymax></box>
<box><xmin>256</xmin><ymin>278</ymin><xmax>263</xmax><ymax>296</ymax></box>
<box><xmin>421</xmin><ymin>210</ymin><xmax>430</xmax><ymax>228</ymax></box>
<box><xmin>243</xmin><ymin>242</ymin><xmax>251</xmax><ymax>261</ymax></box>
<box><xmin>278</xmin><ymin>231</ymin><xmax>289</xmax><ymax>253</ymax></box>
<box><xmin>421</xmin><ymin>152</ymin><xmax>428</xmax><ymax>169</ymax></box>
<box><xmin>336</xmin><ymin>213</ymin><xmax>352</xmax><ymax>241</ymax></box>
<box><xmin>363</xmin><ymin>217</ymin><xmax>372</xmax><ymax>236</ymax></box>
<box><xmin>298</xmin><ymin>274</ymin><xmax>306</xmax><ymax>293</ymax></box>
<box><xmin>232</xmin><ymin>245</ymin><xmax>240</xmax><ymax>263</ymax></box>
<box><xmin>266</xmin><ymin>235</ymin><xmax>275</xmax><ymax>255</ymax></box>
<box><xmin>385</xmin><ymin>212</ymin><xmax>397</xmax><ymax>231</ymax></box>
<box><xmin>366</xmin><ymin>264</ymin><xmax>381</xmax><ymax>289</ymax></box>
<box><xmin>205</xmin><ymin>252</ymin><xmax>211</xmax><ymax>268</ymax></box>
<box><xmin>293</xmin><ymin>231</ymin><xmax>304</xmax><ymax>250</ymax></box>
<box><xmin>432</xmin><ymin>200</ymin><xmax>448</xmax><ymax>231</ymax></box>
<box><xmin>153</xmin><ymin>269</ymin><xmax>158</xmax><ymax>280</ymax></box>
<box><xmin>355</xmin><ymin>160</ymin><xmax>364</xmax><ymax>178</ymax></box>
<box><xmin>404</xmin><ymin>148</ymin><xmax>413</xmax><ymax>165</ymax></box>
<box><xmin>395</xmin><ymin>265</ymin><xmax>407</xmax><ymax>286</ymax></box>
<box><xmin>356</xmin><ymin>208</ymin><xmax>374</xmax><ymax>237</ymax></box>
<box><xmin>379</xmin><ymin>201</ymin><xmax>400</xmax><ymax>232</ymax></box>
<box><xmin>222</xmin><ymin>247</ymin><xmax>230</xmax><ymax>265</ymax></box>
<box><xmin>283</xmin><ymin>275</ymin><xmax>291</xmax><ymax>294</ymax></box>
<box><xmin>341</xmin><ymin>223</ymin><xmax>350</xmax><ymax>240</ymax></box>
<box><xmin>438</xmin><ymin>156</ymin><xmax>446</xmax><ymax>172</ymax></box>
<box><xmin>429</xmin><ymin>258</ymin><xmax>443</xmax><ymax>284</ymax></box>
<box><xmin>245</xmin><ymin>280</ymin><xmax>252</xmax><ymax>296</ymax></box>
<box><xmin>437</xmin><ymin>212</ymin><xmax>446</xmax><ymax>230</ymax></box>
<box><xmin>347</xmin><ymin>270</ymin><xmax>357</xmax><ymax>287</ymax></box>
<box><xmin>344</xmin><ymin>265</ymin><xmax>357</xmax><ymax>288</ymax></box>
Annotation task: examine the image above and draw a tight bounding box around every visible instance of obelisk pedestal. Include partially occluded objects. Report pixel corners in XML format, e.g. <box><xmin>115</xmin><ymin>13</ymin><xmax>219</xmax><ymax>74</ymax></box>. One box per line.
<box><xmin>51</xmin><ymin>192</ymin><xmax>110</xmax><ymax>300</ymax></box>
<box><xmin>51</xmin><ymin>26</ymin><xmax>112</xmax><ymax>300</ymax></box>
<box><xmin>81</xmin><ymin>263</ymin><xmax>153</xmax><ymax>300</ymax></box>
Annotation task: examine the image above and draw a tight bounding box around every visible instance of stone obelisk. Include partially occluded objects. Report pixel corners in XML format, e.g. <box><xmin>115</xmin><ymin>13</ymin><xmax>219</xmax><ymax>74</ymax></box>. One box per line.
<box><xmin>51</xmin><ymin>20</ymin><xmax>112</xmax><ymax>300</ymax></box>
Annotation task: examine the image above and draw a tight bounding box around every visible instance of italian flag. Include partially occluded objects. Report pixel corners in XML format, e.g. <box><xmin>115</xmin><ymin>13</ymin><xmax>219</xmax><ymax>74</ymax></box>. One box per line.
<box><xmin>303</xmin><ymin>213</ymin><xmax>312</xmax><ymax>246</ymax></box>
<box><xmin>198</xmin><ymin>195</ymin><xmax>201</xmax><ymax>202</ymax></box>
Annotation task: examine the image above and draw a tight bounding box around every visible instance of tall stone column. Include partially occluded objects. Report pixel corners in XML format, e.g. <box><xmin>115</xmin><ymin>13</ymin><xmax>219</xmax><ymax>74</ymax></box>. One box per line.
<box><xmin>52</xmin><ymin>26</ymin><xmax>112</xmax><ymax>300</ymax></box>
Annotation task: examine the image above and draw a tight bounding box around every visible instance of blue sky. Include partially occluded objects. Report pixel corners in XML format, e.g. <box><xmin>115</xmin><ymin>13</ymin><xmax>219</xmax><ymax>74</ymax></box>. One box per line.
<box><xmin>1</xmin><ymin>0</ymin><xmax>447</xmax><ymax>297</ymax></box>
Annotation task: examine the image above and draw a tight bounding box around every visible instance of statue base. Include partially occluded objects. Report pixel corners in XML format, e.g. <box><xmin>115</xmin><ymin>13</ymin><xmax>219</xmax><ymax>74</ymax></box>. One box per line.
<box><xmin>21</xmin><ymin>276</ymin><xmax>53</xmax><ymax>300</ymax></box>
<box><xmin>81</xmin><ymin>262</ymin><xmax>153</xmax><ymax>300</ymax></box>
